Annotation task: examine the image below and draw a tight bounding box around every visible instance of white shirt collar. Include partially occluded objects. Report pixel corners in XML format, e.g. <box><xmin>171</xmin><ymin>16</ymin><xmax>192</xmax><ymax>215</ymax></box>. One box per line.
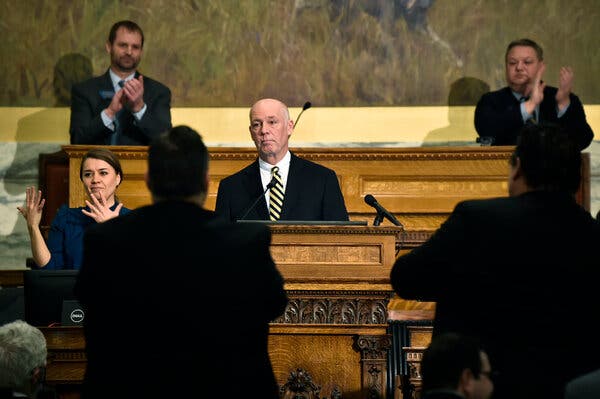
<box><xmin>258</xmin><ymin>151</ymin><xmax>291</xmax><ymax>189</ymax></box>
<box><xmin>511</xmin><ymin>89</ymin><xmax>527</xmax><ymax>101</ymax></box>
<box><xmin>108</xmin><ymin>69</ymin><xmax>136</xmax><ymax>92</ymax></box>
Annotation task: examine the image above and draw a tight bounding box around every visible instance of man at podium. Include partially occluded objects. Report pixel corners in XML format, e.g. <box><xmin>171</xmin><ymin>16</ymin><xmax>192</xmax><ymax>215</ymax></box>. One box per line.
<box><xmin>215</xmin><ymin>98</ymin><xmax>349</xmax><ymax>222</ymax></box>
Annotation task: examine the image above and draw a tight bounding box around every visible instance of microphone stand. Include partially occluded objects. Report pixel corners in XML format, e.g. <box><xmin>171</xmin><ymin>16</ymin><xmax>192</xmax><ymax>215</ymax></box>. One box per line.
<box><xmin>238</xmin><ymin>180</ymin><xmax>276</xmax><ymax>221</ymax></box>
<box><xmin>372</xmin><ymin>212</ymin><xmax>384</xmax><ymax>226</ymax></box>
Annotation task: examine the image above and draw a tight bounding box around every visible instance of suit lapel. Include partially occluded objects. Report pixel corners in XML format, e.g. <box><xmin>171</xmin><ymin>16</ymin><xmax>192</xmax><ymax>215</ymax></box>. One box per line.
<box><xmin>502</xmin><ymin>87</ymin><xmax>519</xmax><ymax>106</ymax></box>
<box><xmin>280</xmin><ymin>154</ymin><xmax>302</xmax><ymax>219</ymax></box>
<box><xmin>243</xmin><ymin>161</ymin><xmax>269</xmax><ymax>219</ymax></box>
<box><xmin>98</xmin><ymin>71</ymin><xmax>115</xmax><ymax>106</ymax></box>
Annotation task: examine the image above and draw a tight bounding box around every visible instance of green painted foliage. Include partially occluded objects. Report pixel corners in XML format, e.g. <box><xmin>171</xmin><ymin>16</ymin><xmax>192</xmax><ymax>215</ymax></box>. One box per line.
<box><xmin>1</xmin><ymin>0</ymin><xmax>598</xmax><ymax>106</ymax></box>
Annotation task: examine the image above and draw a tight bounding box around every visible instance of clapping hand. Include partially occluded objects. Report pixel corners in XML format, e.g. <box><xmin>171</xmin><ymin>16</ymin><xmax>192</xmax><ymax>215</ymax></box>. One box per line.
<box><xmin>106</xmin><ymin>88</ymin><xmax>127</xmax><ymax>119</ymax></box>
<box><xmin>555</xmin><ymin>66</ymin><xmax>573</xmax><ymax>109</ymax></box>
<box><xmin>82</xmin><ymin>190</ymin><xmax>123</xmax><ymax>223</ymax></box>
<box><xmin>121</xmin><ymin>75</ymin><xmax>145</xmax><ymax>113</ymax></box>
<box><xmin>523</xmin><ymin>62</ymin><xmax>546</xmax><ymax>116</ymax></box>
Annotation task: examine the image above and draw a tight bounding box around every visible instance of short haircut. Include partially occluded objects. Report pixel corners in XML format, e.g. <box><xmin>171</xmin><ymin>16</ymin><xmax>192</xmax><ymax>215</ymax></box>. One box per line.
<box><xmin>147</xmin><ymin>125</ymin><xmax>209</xmax><ymax>198</ymax></box>
<box><xmin>108</xmin><ymin>20</ymin><xmax>144</xmax><ymax>47</ymax></box>
<box><xmin>510</xmin><ymin>123</ymin><xmax>581</xmax><ymax>194</ymax></box>
<box><xmin>421</xmin><ymin>332</ymin><xmax>485</xmax><ymax>392</ymax></box>
<box><xmin>0</xmin><ymin>320</ymin><xmax>47</xmax><ymax>388</ymax></box>
<box><xmin>505</xmin><ymin>38</ymin><xmax>543</xmax><ymax>62</ymax></box>
<box><xmin>79</xmin><ymin>148</ymin><xmax>124</xmax><ymax>183</ymax></box>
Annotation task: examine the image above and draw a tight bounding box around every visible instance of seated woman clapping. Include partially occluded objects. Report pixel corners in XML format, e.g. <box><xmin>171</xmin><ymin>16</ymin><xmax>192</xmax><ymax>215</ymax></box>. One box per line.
<box><xmin>18</xmin><ymin>148</ymin><xmax>130</xmax><ymax>269</ymax></box>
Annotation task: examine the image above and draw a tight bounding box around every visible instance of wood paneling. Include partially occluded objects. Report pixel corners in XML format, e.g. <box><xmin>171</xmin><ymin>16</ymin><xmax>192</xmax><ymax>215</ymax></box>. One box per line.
<box><xmin>62</xmin><ymin>145</ymin><xmax>590</xmax><ymax>232</ymax></box>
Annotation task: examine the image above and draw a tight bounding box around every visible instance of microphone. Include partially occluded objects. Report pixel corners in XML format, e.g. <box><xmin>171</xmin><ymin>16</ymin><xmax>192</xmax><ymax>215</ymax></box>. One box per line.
<box><xmin>364</xmin><ymin>194</ymin><xmax>403</xmax><ymax>227</ymax></box>
<box><xmin>238</xmin><ymin>178</ymin><xmax>277</xmax><ymax>221</ymax></box>
<box><xmin>294</xmin><ymin>101</ymin><xmax>312</xmax><ymax>129</ymax></box>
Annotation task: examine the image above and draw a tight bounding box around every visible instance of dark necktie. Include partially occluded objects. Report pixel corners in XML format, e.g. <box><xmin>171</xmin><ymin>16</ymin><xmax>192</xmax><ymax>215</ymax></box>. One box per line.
<box><xmin>269</xmin><ymin>166</ymin><xmax>284</xmax><ymax>221</ymax></box>
<box><xmin>111</xmin><ymin>80</ymin><xmax>126</xmax><ymax>145</ymax></box>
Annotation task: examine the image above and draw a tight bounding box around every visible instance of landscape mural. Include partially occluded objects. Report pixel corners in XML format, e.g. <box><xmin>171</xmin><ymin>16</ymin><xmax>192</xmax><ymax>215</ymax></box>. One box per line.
<box><xmin>1</xmin><ymin>0</ymin><xmax>599</xmax><ymax>268</ymax></box>
<box><xmin>2</xmin><ymin>0</ymin><xmax>599</xmax><ymax>108</ymax></box>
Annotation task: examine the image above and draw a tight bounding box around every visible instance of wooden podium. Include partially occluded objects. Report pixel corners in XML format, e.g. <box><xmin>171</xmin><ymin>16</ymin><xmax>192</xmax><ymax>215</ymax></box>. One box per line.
<box><xmin>269</xmin><ymin>224</ymin><xmax>402</xmax><ymax>399</ymax></box>
<box><xmin>37</xmin><ymin>224</ymin><xmax>402</xmax><ymax>399</ymax></box>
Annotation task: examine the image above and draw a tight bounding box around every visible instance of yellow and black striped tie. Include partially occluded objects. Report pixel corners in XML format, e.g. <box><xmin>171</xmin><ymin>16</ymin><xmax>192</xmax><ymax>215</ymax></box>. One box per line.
<box><xmin>269</xmin><ymin>166</ymin><xmax>284</xmax><ymax>221</ymax></box>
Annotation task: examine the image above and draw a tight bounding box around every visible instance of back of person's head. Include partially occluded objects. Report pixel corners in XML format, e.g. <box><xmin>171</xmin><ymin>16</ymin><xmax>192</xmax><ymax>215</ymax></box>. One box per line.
<box><xmin>505</xmin><ymin>38</ymin><xmax>543</xmax><ymax>61</ymax></box>
<box><xmin>79</xmin><ymin>148</ymin><xmax>124</xmax><ymax>182</ymax></box>
<box><xmin>421</xmin><ymin>332</ymin><xmax>489</xmax><ymax>394</ymax></box>
<box><xmin>0</xmin><ymin>320</ymin><xmax>47</xmax><ymax>393</ymax></box>
<box><xmin>510</xmin><ymin>123</ymin><xmax>581</xmax><ymax>194</ymax></box>
<box><xmin>108</xmin><ymin>20</ymin><xmax>144</xmax><ymax>47</ymax></box>
<box><xmin>147</xmin><ymin>125</ymin><xmax>209</xmax><ymax>200</ymax></box>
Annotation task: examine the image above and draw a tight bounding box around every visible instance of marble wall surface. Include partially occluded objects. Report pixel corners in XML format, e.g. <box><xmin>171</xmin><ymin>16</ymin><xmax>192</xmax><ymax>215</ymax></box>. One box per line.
<box><xmin>1</xmin><ymin>142</ymin><xmax>64</xmax><ymax>269</ymax></box>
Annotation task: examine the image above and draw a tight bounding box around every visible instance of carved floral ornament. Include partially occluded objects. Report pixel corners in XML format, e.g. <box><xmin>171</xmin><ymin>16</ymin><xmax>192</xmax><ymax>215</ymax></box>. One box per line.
<box><xmin>275</xmin><ymin>295</ymin><xmax>391</xmax><ymax>325</ymax></box>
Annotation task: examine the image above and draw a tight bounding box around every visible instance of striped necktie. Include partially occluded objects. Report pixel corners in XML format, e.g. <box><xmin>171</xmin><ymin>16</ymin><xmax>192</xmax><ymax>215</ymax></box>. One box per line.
<box><xmin>269</xmin><ymin>166</ymin><xmax>284</xmax><ymax>221</ymax></box>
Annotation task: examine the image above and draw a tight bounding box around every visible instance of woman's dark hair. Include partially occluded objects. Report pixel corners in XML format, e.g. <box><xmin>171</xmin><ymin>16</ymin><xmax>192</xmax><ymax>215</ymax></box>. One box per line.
<box><xmin>79</xmin><ymin>148</ymin><xmax>124</xmax><ymax>183</ymax></box>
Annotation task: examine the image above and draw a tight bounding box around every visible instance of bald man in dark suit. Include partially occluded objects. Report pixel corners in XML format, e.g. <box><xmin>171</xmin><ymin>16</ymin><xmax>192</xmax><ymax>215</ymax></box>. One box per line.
<box><xmin>215</xmin><ymin>98</ymin><xmax>349</xmax><ymax>222</ymax></box>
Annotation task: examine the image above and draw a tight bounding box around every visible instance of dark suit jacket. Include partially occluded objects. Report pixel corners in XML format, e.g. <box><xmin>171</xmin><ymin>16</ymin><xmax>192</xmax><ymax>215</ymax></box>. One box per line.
<box><xmin>474</xmin><ymin>86</ymin><xmax>594</xmax><ymax>150</ymax></box>
<box><xmin>69</xmin><ymin>69</ymin><xmax>172</xmax><ymax>145</ymax></box>
<box><xmin>214</xmin><ymin>153</ymin><xmax>349</xmax><ymax>222</ymax></box>
<box><xmin>391</xmin><ymin>191</ymin><xmax>600</xmax><ymax>399</ymax></box>
<box><xmin>74</xmin><ymin>201</ymin><xmax>288</xmax><ymax>399</ymax></box>
<box><xmin>565</xmin><ymin>368</ymin><xmax>600</xmax><ymax>399</ymax></box>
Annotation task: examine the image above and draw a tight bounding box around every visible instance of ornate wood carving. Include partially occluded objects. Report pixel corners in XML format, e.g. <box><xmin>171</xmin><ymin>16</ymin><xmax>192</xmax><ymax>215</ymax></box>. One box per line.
<box><xmin>355</xmin><ymin>335</ymin><xmax>392</xmax><ymax>399</ymax></box>
<box><xmin>207</xmin><ymin>146</ymin><xmax>514</xmax><ymax>162</ymax></box>
<box><xmin>279</xmin><ymin>368</ymin><xmax>344</xmax><ymax>399</ymax></box>
<box><xmin>276</xmin><ymin>290</ymin><xmax>393</xmax><ymax>325</ymax></box>
<box><xmin>280</xmin><ymin>368</ymin><xmax>324</xmax><ymax>399</ymax></box>
<box><xmin>404</xmin><ymin>348</ymin><xmax>426</xmax><ymax>399</ymax></box>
